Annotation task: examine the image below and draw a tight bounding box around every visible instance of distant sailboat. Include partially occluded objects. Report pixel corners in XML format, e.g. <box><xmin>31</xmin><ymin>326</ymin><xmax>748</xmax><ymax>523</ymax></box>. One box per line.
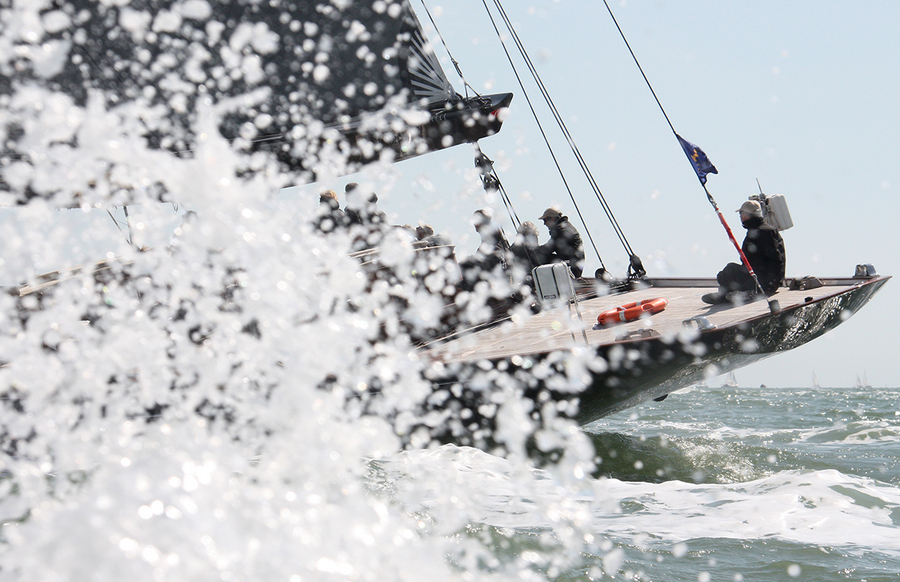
<box><xmin>722</xmin><ymin>372</ymin><xmax>738</xmax><ymax>388</ymax></box>
<box><xmin>855</xmin><ymin>373</ymin><xmax>872</xmax><ymax>389</ymax></box>
<box><xmin>812</xmin><ymin>371</ymin><xmax>821</xmax><ymax>389</ymax></box>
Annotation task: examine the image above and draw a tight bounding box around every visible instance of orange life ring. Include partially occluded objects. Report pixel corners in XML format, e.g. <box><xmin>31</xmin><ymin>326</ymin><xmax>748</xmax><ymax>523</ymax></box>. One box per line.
<box><xmin>596</xmin><ymin>297</ymin><xmax>668</xmax><ymax>327</ymax></box>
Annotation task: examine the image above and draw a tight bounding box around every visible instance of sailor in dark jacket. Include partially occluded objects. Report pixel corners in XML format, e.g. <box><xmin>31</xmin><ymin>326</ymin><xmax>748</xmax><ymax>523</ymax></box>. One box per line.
<box><xmin>703</xmin><ymin>200</ymin><xmax>786</xmax><ymax>304</ymax></box>
<box><xmin>343</xmin><ymin>183</ymin><xmax>387</xmax><ymax>250</ymax></box>
<box><xmin>343</xmin><ymin>183</ymin><xmax>386</xmax><ymax>228</ymax></box>
<box><xmin>536</xmin><ymin>207</ymin><xmax>585</xmax><ymax>278</ymax></box>
<box><xmin>509</xmin><ymin>221</ymin><xmax>541</xmax><ymax>274</ymax></box>
<box><xmin>314</xmin><ymin>189</ymin><xmax>344</xmax><ymax>233</ymax></box>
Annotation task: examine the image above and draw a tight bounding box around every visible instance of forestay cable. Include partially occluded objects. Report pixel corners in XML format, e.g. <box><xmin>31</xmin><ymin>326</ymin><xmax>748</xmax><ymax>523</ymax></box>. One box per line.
<box><xmin>474</xmin><ymin>144</ymin><xmax>522</xmax><ymax>231</ymax></box>
<box><xmin>419</xmin><ymin>0</ymin><xmax>477</xmax><ymax>99</ymax></box>
<box><xmin>419</xmin><ymin>1</ymin><xmax>522</xmax><ymax>233</ymax></box>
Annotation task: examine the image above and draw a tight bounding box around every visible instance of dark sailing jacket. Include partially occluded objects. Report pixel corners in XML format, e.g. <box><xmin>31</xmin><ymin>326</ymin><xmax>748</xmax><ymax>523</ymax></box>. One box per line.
<box><xmin>458</xmin><ymin>228</ymin><xmax>510</xmax><ymax>290</ymax></box>
<box><xmin>538</xmin><ymin>216</ymin><xmax>585</xmax><ymax>277</ymax></box>
<box><xmin>344</xmin><ymin>202</ymin><xmax>386</xmax><ymax>228</ymax></box>
<box><xmin>474</xmin><ymin>229</ymin><xmax>510</xmax><ymax>273</ymax></box>
<box><xmin>315</xmin><ymin>198</ymin><xmax>344</xmax><ymax>234</ymax></box>
<box><xmin>741</xmin><ymin>216</ymin><xmax>786</xmax><ymax>295</ymax></box>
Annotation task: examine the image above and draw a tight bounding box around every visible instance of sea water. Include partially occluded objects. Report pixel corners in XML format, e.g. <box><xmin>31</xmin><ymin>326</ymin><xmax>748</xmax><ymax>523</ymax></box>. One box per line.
<box><xmin>3</xmin><ymin>5</ymin><xmax>899</xmax><ymax>581</ymax></box>
<box><xmin>581</xmin><ymin>386</ymin><xmax>900</xmax><ymax>581</ymax></box>
<box><xmin>6</xmin><ymin>374</ymin><xmax>899</xmax><ymax>581</ymax></box>
<box><xmin>366</xmin><ymin>386</ymin><xmax>900</xmax><ymax>582</ymax></box>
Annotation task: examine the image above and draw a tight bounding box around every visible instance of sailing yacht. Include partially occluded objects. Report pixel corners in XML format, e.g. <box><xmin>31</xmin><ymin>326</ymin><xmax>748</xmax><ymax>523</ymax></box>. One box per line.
<box><xmin>2</xmin><ymin>0</ymin><xmax>890</xmax><ymax>446</ymax></box>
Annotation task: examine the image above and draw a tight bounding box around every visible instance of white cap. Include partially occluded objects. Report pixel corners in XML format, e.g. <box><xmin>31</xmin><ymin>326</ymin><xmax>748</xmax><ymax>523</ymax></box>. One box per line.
<box><xmin>738</xmin><ymin>200</ymin><xmax>762</xmax><ymax>217</ymax></box>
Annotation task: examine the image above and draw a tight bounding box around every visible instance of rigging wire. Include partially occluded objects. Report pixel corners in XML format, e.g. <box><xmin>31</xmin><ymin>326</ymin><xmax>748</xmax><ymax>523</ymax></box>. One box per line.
<box><xmin>490</xmin><ymin>1</ymin><xmax>634</xmax><ymax>257</ymax></box>
<box><xmin>417</xmin><ymin>2</ymin><xmax>526</xmax><ymax>241</ymax></box>
<box><xmin>479</xmin><ymin>0</ymin><xmax>607</xmax><ymax>273</ymax></box>
<box><xmin>475</xmin><ymin>145</ymin><xmax>522</xmax><ymax>230</ymax></box>
<box><xmin>600</xmin><ymin>0</ymin><xmax>678</xmax><ymax>137</ymax></box>
<box><xmin>418</xmin><ymin>0</ymin><xmax>518</xmax><ymax>231</ymax></box>
<box><xmin>486</xmin><ymin>0</ymin><xmax>650</xmax><ymax>278</ymax></box>
<box><xmin>600</xmin><ymin>0</ymin><xmax>718</xmax><ymax>211</ymax></box>
<box><xmin>107</xmin><ymin>206</ymin><xmax>136</xmax><ymax>247</ymax></box>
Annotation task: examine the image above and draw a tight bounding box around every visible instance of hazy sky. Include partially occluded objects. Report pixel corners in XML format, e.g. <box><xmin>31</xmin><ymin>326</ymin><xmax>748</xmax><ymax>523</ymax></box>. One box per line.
<box><xmin>356</xmin><ymin>0</ymin><xmax>899</xmax><ymax>388</ymax></box>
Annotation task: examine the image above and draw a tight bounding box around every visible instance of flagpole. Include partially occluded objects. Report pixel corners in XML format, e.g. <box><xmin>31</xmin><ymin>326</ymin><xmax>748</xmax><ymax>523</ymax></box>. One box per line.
<box><xmin>702</xmin><ymin>184</ymin><xmax>759</xmax><ymax>285</ymax></box>
<box><xmin>701</xmin><ymin>183</ymin><xmax>779</xmax><ymax>313</ymax></box>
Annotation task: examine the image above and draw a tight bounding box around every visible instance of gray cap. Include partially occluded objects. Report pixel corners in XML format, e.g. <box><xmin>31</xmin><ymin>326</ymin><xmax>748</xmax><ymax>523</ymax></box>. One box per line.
<box><xmin>738</xmin><ymin>200</ymin><xmax>762</xmax><ymax>217</ymax></box>
<box><xmin>473</xmin><ymin>209</ymin><xmax>493</xmax><ymax>227</ymax></box>
<box><xmin>539</xmin><ymin>207</ymin><xmax>562</xmax><ymax>221</ymax></box>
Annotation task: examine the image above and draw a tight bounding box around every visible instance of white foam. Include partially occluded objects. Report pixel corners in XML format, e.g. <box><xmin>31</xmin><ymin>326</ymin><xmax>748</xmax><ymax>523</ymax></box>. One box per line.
<box><xmin>589</xmin><ymin>469</ymin><xmax>900</xmax><ymax>552</ymax></box>
<box><xmin>377</xmin><ymin>450</ymin><xmax>900</xmax><ymax>554</ymax></box>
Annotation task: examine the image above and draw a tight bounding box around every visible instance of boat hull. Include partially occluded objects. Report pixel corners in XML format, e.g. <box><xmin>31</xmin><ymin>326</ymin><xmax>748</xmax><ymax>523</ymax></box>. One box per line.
<box><xmin>571</xmin><ymin>275</ymin><xmax>888</xmax><ymax>422</ymax></box>
<box><xmin>9</xmin><ymin>251</ymin><xmax>889</xmax><ymax>450</ymax></box>
<box><xmin>421</xmin><ymin>275</ymin><xmax>889</xmax><ymax>446</ymax></box>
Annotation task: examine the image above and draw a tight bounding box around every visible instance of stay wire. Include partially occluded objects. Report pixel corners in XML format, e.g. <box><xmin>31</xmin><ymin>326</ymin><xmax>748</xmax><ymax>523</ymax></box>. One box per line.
<box><xmin>601</xmin><ymin>0</ymin><xmax>719</xmax><ymax>208</ymax></box>
<box><xmin>476</xmin><ymin>146</ymin><xmax>542</xmax><ymax>270</ymax></box>
<box><xmin>600</xmin><ymin>0</ymin><xmax>677</xmax><ymax>136</ymax></box>
<box><xmin>475</xmin><ymin>144</ymin><xmax>522</xmax><ymax>231</ymax></box>
<box><xmin>480</xmin><ymin>0</ymin><xmax>606</xmax><ymax>272</ymax></box>
<box><xmin>418</xmin><ymin>1</ymin><xmax>522</xmax><ymax>234</ymax></box>
<box><xmin>492</xmin><ymin>0</ymin><xmax>638</xmax><ymax>264</ymax></box>
<box><xmin>107</xmin><ymin>206</ymin><xmax>135</xmax><ymax>247</ymax></box>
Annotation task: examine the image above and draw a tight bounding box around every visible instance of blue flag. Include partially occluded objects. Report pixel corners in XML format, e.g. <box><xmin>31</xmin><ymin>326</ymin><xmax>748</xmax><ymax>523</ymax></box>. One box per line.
<box><xmin>677</xmin><ymin>134</ymin><xmax>718</xmax><ymax>184</ymax></box>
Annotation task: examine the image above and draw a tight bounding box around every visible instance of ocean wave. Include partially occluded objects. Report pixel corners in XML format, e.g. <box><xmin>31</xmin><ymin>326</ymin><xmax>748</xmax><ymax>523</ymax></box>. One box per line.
<box><xmin>374</xmin><ymin>448</ymin><xmax>900</xmax><ymax>555</ymax></box>
<box><xmin>585</xmin><ymin>432</ymin><xmax>768</xmax><ymax>484</ymax></box>
<box><xmin>589</xmin><ymin>469</ymin><xmax>900</xmax><ymax>552</ymax></box>
<box><xmin>797</xmin><ymin>420</ymin><xmax>900</xmax><ymax>444</ymax></box>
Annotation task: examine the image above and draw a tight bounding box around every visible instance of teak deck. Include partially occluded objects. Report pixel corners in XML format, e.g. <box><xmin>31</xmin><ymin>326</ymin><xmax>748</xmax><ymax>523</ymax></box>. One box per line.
<box><xmin>423</xmin><ymin>277</ymin><xmax>876</xmax><ymax>364</ymax></box>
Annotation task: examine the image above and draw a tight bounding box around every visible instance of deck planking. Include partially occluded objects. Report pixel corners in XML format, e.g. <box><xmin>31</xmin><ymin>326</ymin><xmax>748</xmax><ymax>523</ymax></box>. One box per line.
<box><xmin>424</xmin><ymin>278</ymin><xmax>871</xmax><ymax>363</ymax></box>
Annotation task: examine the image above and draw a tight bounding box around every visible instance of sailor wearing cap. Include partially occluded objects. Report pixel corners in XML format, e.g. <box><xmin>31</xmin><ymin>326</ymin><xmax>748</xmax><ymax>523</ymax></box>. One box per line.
<box><xmin>739</xmin><ymin>200</ymin><xmax>763</xmax><ymax>218</ymax></box>
<box><xmin>315</xmin><ymin>189</ymin><xmax>344</xmax><ymax>233</ymax></box>
<box><xmin>536</xmin><ymin>207</ymin><xmax>585</xmax><ymax>278</ymax></box>
<box><xmin>702</xmin><ymin>199</ymin><xmax>786</xmax><ymax>304</ymax></box>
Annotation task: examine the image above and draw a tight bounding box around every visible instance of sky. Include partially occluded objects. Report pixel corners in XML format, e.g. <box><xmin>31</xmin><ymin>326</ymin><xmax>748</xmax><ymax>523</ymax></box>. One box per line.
<box><xmin>3</xmin><ymin>0</ymin><xmax>897</xmax><ymax>389</ymax></box>
<box><xmin>326</xmin><ymin>0</ymin><xmax>899</xmax><ymax>389</ymax></box>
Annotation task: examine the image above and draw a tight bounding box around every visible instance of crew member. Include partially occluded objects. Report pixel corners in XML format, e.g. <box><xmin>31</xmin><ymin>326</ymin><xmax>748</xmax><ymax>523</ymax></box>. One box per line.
<box><xmin>343</xmin><ymin>183</ymin><xmax>386</xmax><ymax>249</ymax></box>
<box><xmin>315</xmin><ymin>189</ymin><xmax>344</xmax><ymax>233</ymax></box>
<box><xmin>703</xmin><ymin>200</ymin><xmax>786</xmax><ymax>304</ymax></box>
<box><xmin>509</xmin><ymin>221</ymin><xmax>540</xmax><ymax>272</ymax></box>
<box><xmin>536</xmin><ymin>207</ymin><xmax>585</xmax><ymax>278</ymax></box>
<box><xmin>343</xmin><ymin>183</ymin><xmax>386</xmax><ymax>228</ymax></box>
<box><xmin>459</xmin><ymin>208</ymin><xmax>510</xmax><ymax>289</ymax></box>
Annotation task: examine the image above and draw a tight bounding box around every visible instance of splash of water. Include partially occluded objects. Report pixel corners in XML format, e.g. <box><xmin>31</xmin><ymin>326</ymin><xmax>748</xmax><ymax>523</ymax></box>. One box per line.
<box><xmin>0</xmin><ymin>3</ymin><xmax>602</xmax><ymax>580</ymax></box>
